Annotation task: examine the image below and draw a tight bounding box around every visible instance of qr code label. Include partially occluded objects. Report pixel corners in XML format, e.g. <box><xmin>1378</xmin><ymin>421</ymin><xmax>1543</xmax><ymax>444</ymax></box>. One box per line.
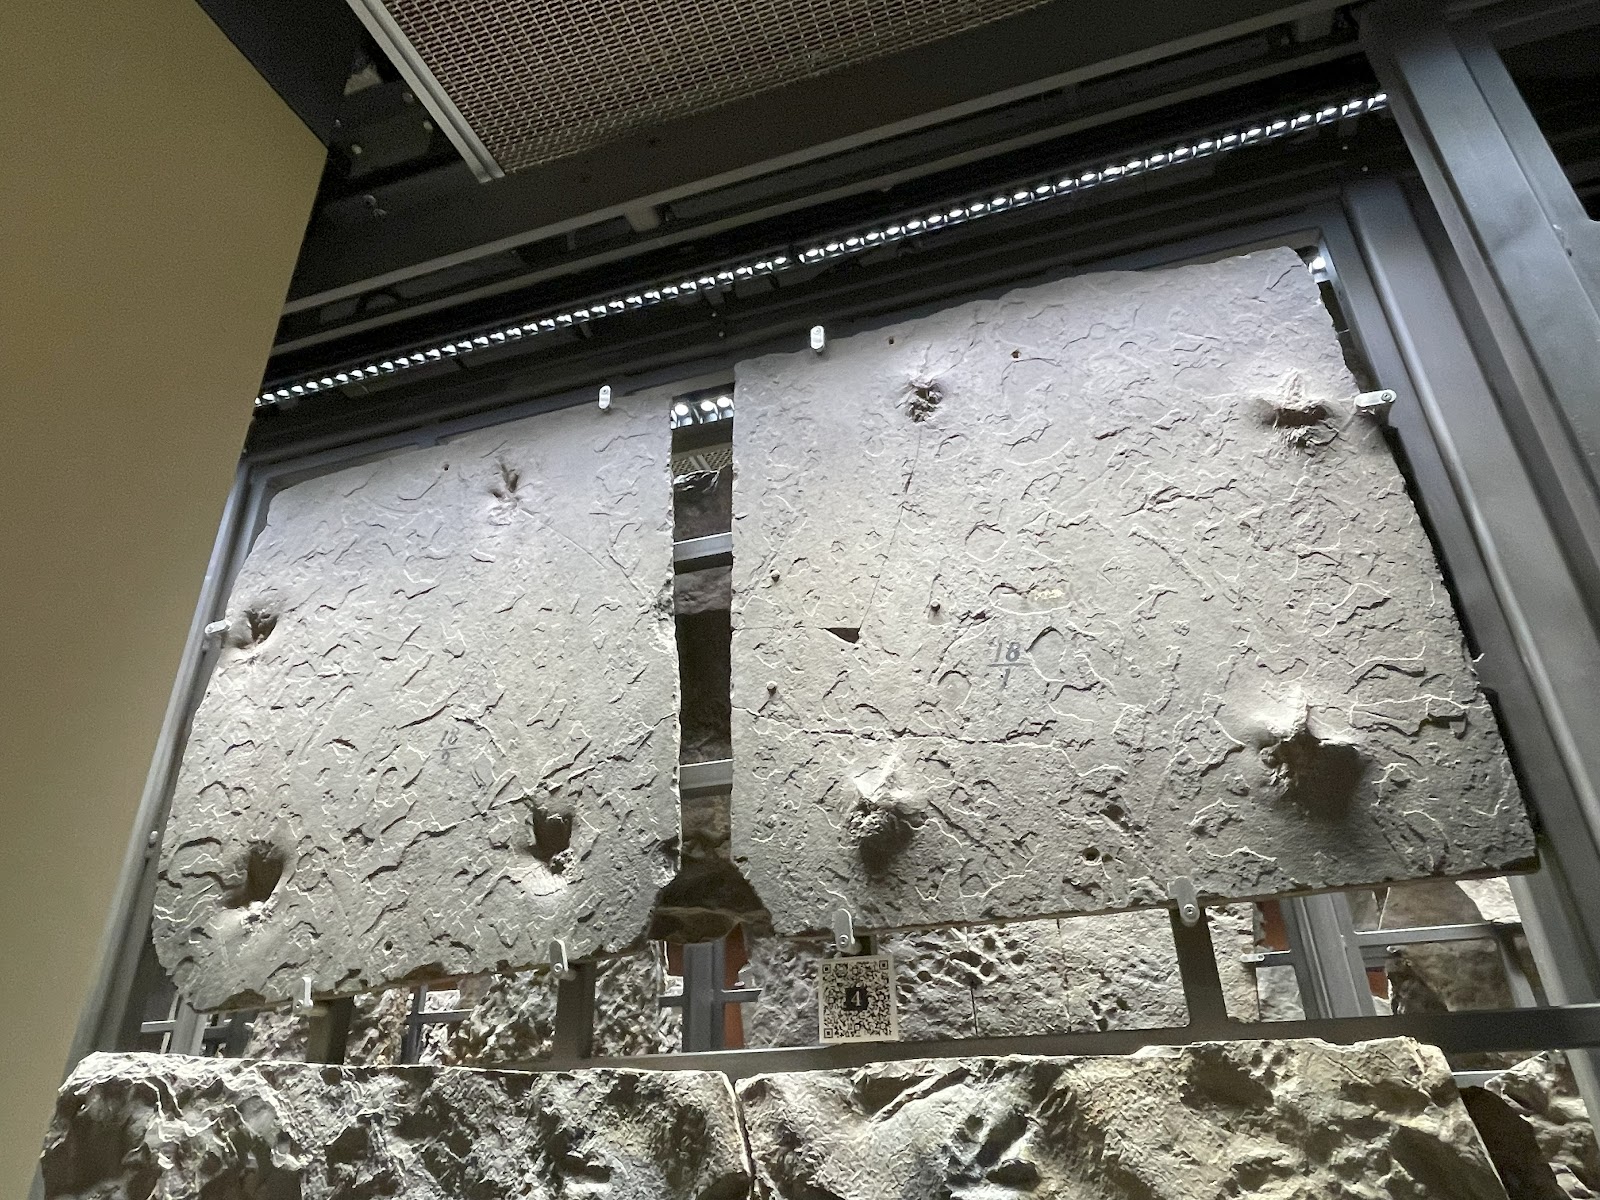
<box><xmin>817</xmin><ymin>954</ymin><xmax>898</xmax><ymax>1044</ymax></box>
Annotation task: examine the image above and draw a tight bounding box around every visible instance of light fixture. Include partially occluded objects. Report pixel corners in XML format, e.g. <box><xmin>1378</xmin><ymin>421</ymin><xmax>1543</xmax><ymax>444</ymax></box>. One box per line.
<box><xmin>257</xmin><ymin>90</ymin><xmax>1390</xmax><ymax>407</ymax></box>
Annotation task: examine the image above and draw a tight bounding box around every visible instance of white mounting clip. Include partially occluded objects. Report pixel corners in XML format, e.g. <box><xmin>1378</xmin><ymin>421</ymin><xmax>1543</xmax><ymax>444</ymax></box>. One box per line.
<box><xmin>292</xmin><ymin>975</ymin><xmax>316</xmax><ymax>1012</ymax></box>
<box><xmin>1168</xmin><ymin>877</ymin><xmax>1202</xmax><ymax>927</ymax></box>
<box><xmin>830</xmin><ymin>908</ymin><xmax>855</xmax><ymax>953</ymax></box>
<box><xmin>597</xmin><ymin>384</ymin><xmax>612</xmax><ymax>411</ymax></box>
<box><xmin>203</xmin><ymin>618</ymin><xmax>230</xmax><ymax>641</ymax></box>
<box><xmin>1354</xmin><ymin>388</ymin><xmax>1397</xmax><ymax>416</ymax></box>
<box><xmin>810</xmin><ymin>325</ymin><xmax>826</xmax><ymax>354</ymax></box>
<box><xmin>549</xmin><ymin>938</ymin><xmax>575</xmax><ymax>981</ymax></box>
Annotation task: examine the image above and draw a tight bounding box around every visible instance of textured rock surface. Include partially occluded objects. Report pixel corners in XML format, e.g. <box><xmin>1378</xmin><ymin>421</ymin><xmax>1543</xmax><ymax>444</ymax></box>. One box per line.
<box><xmin>746</xmin><ymin>908</ymin><xmax>1258</xmax><ymax>1046</ymax></box>
<box><xmin>731</xmin><ymin>247</ymin><xmax>1532</xmax><ymax>936</ymax></box>
<box><xmin>236</xmin><ymin>954</ymin><xmax>677</xmax><ymax>1067</ymax></box>
<box><xmin>740</xmin><ymin>1038</ymin><xmax>1510</xmax><ymax>1199</ymax></box>
<box><xmin>242</xmin><ymin>987</ymin><xmax>410</xmax><ymax>1063</ymax></box>
<box><xmin>43</xmin><ymin>1052</ymin><xmax>748</xmax><ymax>1199</ymax></box>
<box><xmin>443</xmin><ymin>951</ymin><xmax>679</xmax><ymax>1065</ymax></box>
<box><xmin>748</xmin><ymin>915</ymin><xmax>1260</xmax><ymax>1049</ymax></box>
<box><xmin>1489</xmin><ymin>1053</ymin><xmax>1600</xmax><ymax>1198</ymax></box>
<box><xmin>156</xmin><ymin>398</ymin><xmax>678</xmax><ymax>1009</ymax></box>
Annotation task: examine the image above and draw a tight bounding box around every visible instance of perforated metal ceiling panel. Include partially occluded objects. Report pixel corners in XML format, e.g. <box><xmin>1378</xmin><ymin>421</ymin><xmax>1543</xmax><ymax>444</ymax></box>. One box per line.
<box><xmin>372</xmin><ymin>0</ymin><xmax>1057</xmax><ymax>174</ymax></box>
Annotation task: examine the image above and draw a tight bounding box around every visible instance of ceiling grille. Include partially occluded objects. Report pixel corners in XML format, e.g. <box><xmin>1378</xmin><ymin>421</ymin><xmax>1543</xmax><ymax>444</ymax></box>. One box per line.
<box><xmin>378</xmin><ymin>0</ymin><xmax>1056</xmax><ymax>173</ymax></box>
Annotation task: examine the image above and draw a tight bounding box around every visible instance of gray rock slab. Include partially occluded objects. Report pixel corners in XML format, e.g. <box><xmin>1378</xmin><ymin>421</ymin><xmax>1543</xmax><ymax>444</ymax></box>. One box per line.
<box><xmin>746</xmin><ymin>907</ymin><xmax>1258</xmax><ymax>1047</ymax></box>
<box><xmin>43</xmin><ymin>1052</ymin><xmax>749</xmax><ymax>1200</ymax></box>
<box><xmin>155</xmin><ymin>396</ymin><xmax>679</xmax><ymax>1009</ymax></box>
<box><xmin>739</xmin><ymin>1038</ymin><xmax>1510</xmax><ymax>1199</ymax></box>
<box><xmin>731</xmin><ymin>247</ymin><xmax>1533</xmax><ymax>936</ymax></box>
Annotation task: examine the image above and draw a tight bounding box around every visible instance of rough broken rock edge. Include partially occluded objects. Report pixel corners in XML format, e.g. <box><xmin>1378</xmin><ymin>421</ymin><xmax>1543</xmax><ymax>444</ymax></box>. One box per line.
<box><xmin>44</xmin><ymin>1039</ymin><xmax>1515</xmax><ymax>1199</ymax></box>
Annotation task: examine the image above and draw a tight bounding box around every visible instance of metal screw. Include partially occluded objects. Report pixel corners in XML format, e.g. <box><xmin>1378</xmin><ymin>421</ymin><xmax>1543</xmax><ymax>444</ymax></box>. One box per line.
<box><xmin>766</xmin><ymin>681</ymin><xmax>778</xmax><ymax>693</ymax></box>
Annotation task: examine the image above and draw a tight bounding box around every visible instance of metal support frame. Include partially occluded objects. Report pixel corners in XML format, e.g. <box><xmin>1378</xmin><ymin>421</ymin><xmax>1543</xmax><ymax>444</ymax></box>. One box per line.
<box><xmin>1249</xmin><ymin>920</ymin><xmax>1536</xmax><ymax>967</ymax></box>
<box><xmin>1363</xmin><ymin>2</ymin><xmax>1600</xmax><ymax>632</ymax></box>
<box><xmin>1280</xmin><ymin>895</ymin><xmax>1379</xmax><ymax>1019</ymax></box>
<box><xmin>660</xmin><ymin>941</ymin><xmax>761</xmax><ymax>1053</ymax></box>
<box><xmin>305</xmin><ymin>997</ymin><xmax>355</xmax><ymax>1065</ymax></box>
<box><xmin>551</xmin><ymin>962</ymin><xmax>598</xmax><ymax>1061</ymax></box>
<box><xmin>1168</xmin><ymin>909</ymin><xmax>1231</xmax><ymax>1030</ymax></box>
<box><xmin>75</xmin><ymin>83</ymin><xmax>1600</xmax><ymax>1109</ymax></box>
<box><xmin>502</xmin><ymin>1002</ymin><xmax>1600</xmax><ymax>1080</ymax></box>
<box><xmin>1337</xmin><ymin>174</ymin><xmax>1600</xmax><ymax>1119</ymax></box>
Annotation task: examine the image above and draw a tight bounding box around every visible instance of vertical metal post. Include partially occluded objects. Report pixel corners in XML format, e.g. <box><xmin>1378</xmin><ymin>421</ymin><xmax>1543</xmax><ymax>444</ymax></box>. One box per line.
<box><xmin>399</xmin><ymin>985</ymin><xmax>427</xmax><ymax>1064</ymax></box>
<box><xmin>1362</xmin><ymin>1</ymin><xmax>1600</xmax><ymax>626</ymax></box>
<box><xmin>69</xmin><ymin>466</ymin><xmax>255</xmax><ymax>1065</ymax></box>
<box><xmin>1280</xmin><ymin>895</ymin><xmax>1376</xmax><ymax>1019</ymax></box>
<box><xmin>168</xmin><ymin>1001</ymin><xmax>208</xmax><ymax>1056</ymax></box>
<box><xmin>1338</xmin><ymin>177</ymin><xmax>1600</xmax><ymax>1122</ymax></box>
<box><xmin>679</xmin><ymin>941</ymin><xmax>726</xmax><ymax>1053</ymax></box>
<box><xmin>550</xmin><ymin>961</ymin><xmax>597</xmax><ymax>1061</ymax></box>
<box><xmin>1168</xmin><ymin>908</ymin><xmax>1231</xmax><ymax>1033</ymax></box>
<box><xmin>304</xmin><ymin>997</ymin><xmax>355</xmax><ymax>1064</ymax></box>
<box><xmin>1511</xmin><ymin>874</ymin><xmax>1600</xmax><ymax>1126</ymax></box>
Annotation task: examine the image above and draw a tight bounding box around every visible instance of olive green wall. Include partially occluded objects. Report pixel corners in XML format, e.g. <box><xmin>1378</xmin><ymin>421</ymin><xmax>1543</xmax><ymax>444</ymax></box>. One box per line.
<box><xmin>0</xmin><ymin>2</ymin><xmax>323</xmax><ymax>1191</ymax></box>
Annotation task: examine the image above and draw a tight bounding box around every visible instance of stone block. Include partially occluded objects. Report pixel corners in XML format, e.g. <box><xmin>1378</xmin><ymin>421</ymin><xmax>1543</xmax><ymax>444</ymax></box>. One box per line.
<box><xmin>42</xmin><ymin>1052</ymin><xmax>749</xmax><ymax>1199</ymax></box>
<box><xmin>739</xmin><ymin>1038</ymin><xmax>1510</xmax><ymax>1199</ymax></box>
<box><xmin>730</xmin><ymin>247</ymin><xmax>1532</xmax><ymax>936</ymax></box>
<box><xmin>155</xmin><ymin>397</ymin><xmax>678</xmax><ymax>1009</ymax></box>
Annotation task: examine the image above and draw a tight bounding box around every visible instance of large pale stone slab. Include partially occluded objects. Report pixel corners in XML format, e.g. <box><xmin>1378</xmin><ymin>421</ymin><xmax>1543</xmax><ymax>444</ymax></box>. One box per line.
<box><xmin>156</xmin><ymin>398</ymin><xmax>678</xmax><ymax>1009</ymax></box>
<box><xmin>42</xmin><ymin>1053</ymin><xmax>748</xmax><ymax>1200</ymax></box>
<box><xmin>739</xmin><ymin>1038</ymin><xmax>1510</xmax><ymax>1199</ymax></box>
<box><xmin>731</xmin><ymin>247</ymin><xmax>1532</xmax><ymax>936</ymax></box>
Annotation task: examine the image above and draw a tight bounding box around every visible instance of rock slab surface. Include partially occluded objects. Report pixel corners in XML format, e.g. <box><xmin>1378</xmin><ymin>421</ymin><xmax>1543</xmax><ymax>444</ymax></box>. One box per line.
<box><xmin>739</xmin><ymin>1037</ymin><xmax>1511</xmax><ymax>1199</ymax></box>
<box><xmin>746</xmin><ymin>907</ymin><xmax>1259</xmax><ymax>1047</ymax></box>
<box><xmin>156</xmin><ymin>398</ymin><xmax>678</xmax><ymax>1009</ymax></box>
<box><xmin>43</xmin><ymin>1052</ymin><xmax>748</xmax><ymax>1200</ymax></box>
<box><xmin>731</xmin><ymin>247</ymin><xmax>1532</xmax><ymax>935</ymax></box>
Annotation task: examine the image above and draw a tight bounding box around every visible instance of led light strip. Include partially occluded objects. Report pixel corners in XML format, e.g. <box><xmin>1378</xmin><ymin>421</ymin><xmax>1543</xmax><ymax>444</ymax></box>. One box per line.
<box><xmin>257</xmin><ymin>91</ymin><xmax>1387</xmax><ymax>408</ymax></box>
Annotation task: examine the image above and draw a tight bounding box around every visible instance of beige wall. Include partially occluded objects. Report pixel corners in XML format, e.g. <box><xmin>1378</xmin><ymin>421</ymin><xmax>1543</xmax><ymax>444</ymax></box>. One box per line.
<box><xmin>0</xmin><ymin>1</ymin><xmax>323</xmax><ymax>1191</ymax></box>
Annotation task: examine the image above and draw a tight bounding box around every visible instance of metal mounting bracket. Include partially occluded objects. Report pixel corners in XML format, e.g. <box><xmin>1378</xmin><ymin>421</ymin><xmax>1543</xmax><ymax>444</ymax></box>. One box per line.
<box><xmin>1354</xmin><ymin>388</ymin><xmax>1397</xmax><ymax>414</ymax></box>
<box><xmin>1168</xmin><ymin>877</ymin><xmax>1201</xmax><ymax>926</ymax></box>
<box><xmin>549</xmin><ymin>938</ymin><xmax>575</xmax><ymax>981</ymax></box>
<box><xmin>831</xmin><ymin>908</ymin><xmax>856</xmax><ymax>952</ymax></box>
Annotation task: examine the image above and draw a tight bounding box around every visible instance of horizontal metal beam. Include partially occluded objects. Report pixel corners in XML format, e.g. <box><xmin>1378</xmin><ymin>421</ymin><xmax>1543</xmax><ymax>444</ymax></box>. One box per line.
<box><xmin>1361</xmin><ymin>922</ymin><xmax>1521</xmax><ymax>946</ymax></box>
<box><xmin>680</xmin><ymin>759</ymin><xmax>733</xmax><ymax>799</ymax></box>
<box><xmin>406</xmin><ymin>1009</ymin><xmax>475</xmax><ymax>1026</ymax></box>
<box><xmin>285</xmin><ymin>0</ymin><xmax>1354</xmax><ymax>311</ymax></box>
<box><xmin>674</xmin><ymin>533</ymin><xmax>733</xmax><ymax>573</ymax></box>
<box><xmin>501</xmin><ymin>1002</ymin><xmax>1600</xmax><ymax>1080</ymax></box>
